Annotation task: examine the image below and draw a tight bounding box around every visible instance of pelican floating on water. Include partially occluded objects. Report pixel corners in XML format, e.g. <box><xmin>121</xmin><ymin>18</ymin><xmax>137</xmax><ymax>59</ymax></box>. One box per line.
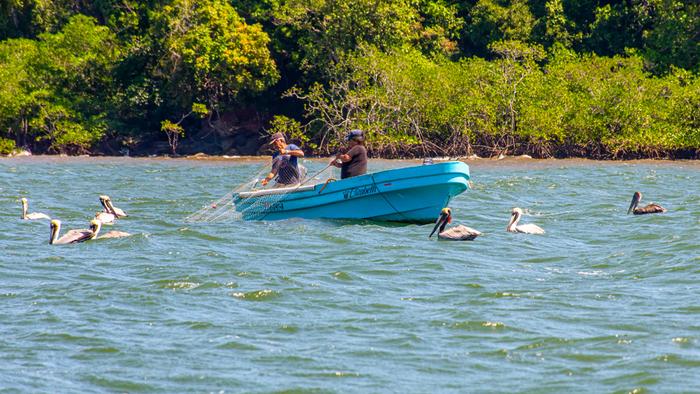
<box><xmin>429</xmin><ymin>208</ymin><xmax>481</xmax><ymax>241</ymax></box>
<box><xmin>628</xmin><ymin>192</ymin><xmax>666</xmax><ymax>215</ymax></box>
<box><xmin>94</xmin><ymin>196</ymin><xmax>116</xmax><ymax>224</ymax></box>
<box><xmin>507</xmin><ymin>208</ymin><xmax>545</xmax><ymax>234</ymax></box>
<box><xmin>49</xmin><ymin>219</ymin><xmax>94</xmax><ymax>244</ymax></box>
<box><xmin>21</xmin><ymin>198</ymin><xmax>50</xmax><ymax>220</ymax></box>
<box><xmin>100</xmin><ymin>195</ymin><xmax>128</xmax><ymax>218</ymax></box>
<box><xmin>89</xmin><ymin>220</ymin><xmax>131</xmax><ymax>239</ymax></box>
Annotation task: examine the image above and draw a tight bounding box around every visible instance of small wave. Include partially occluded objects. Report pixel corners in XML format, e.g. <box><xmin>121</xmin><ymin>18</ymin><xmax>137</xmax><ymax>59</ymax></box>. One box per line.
<box><xmin>671</xmin><ymin>337</ymin><xmax>692</xmax><ymax>346</ymax></box>
<box><xmin>654</xmin><ymin>354</ymin><xmax>700</xmax><ymax>366</ymax></box>
<box><xmin>296</xmin><ymin>371</ymin><xmax>361</xmax><ymax>379</ymax></box>
<box><xmin>81</xmin><ymin>346</ymin><xmax>120</xmax><ymax>353</ymax></box>
<box><xmin>332</xmin><ymin>271</ymin><xmax>352</xmax><ymax>281</ymax></box>
<box><xmin>188</xmin><ymin>321</ymin><xmax>214</xmax><ymax>330</ymax></box>
<box><xmin>84</xmin><ymin>375</ymin><xmax>155</xmax><ymax>392</ymax></box>
<box><xmin>448</xmin><ymin>320</ymin><xmax>507</xmax><ymax>330</ymax></box>
<box><xmin>217</xmin><ymin>341</ymin><xmax>258</xmax><ymax>350</ymax></box>
<box><xmin>154</xmin><ymin>280</ymin><xmax>201</xmax><ymax>290</ymax></box>
<box><xmin>481</xmin><ymin>291</ymin><xmax>523</xmax><ymax>298</ymax></box>
<box><xmin>230</xmin><ymin>289</ymin><xmax>280</xmax><ymax>301</ymax></box>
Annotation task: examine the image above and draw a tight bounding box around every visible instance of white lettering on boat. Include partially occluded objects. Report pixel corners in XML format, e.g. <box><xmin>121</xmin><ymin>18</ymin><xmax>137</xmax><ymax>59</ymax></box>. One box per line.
<box><xmin>343</xmin><ymin>184</ymin><xmax>379</xmax><ymax>200</ymax></box>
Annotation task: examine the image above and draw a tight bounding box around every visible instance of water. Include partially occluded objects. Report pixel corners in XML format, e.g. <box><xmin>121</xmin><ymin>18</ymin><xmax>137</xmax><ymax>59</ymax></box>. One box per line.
<box><xmin>1</xmin><ymin>156</ymin><xmax>699</xmax><ymax>392</ymax></box>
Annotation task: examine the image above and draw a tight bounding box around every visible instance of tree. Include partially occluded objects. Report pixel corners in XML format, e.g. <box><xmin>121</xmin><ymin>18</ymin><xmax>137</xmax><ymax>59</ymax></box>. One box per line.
<box><xmin>161</xmin><ymin>102</ymin><xmax>208</xmax><ymax>155</ymax></box>
<box><xmin>155</xmin><ymin>0</ymin><xmax>279</xmax><ymax>112</ymax></box>
<box><xmin>643</xmin><ymin>0</ymin><xmax>700</xmax><ymax>73</ymax></box>
<box><xmin>0</xmin><ymin>15</ymin><xmax>117</xmax><ymax>153</ymax></box>
<box><xmin>465</xmin><ymin>0</ymin><xmax>536</xmax><ymax>57</ymax></box>
<box><xmin>489</xmin><ymin>40</ymin><xmax>544</xmax><ymax>143</ymax></box>
<box><xmin>270</xmin><ymin>0</ymin><xmax>462</xmax><ymax>79</ymax></box>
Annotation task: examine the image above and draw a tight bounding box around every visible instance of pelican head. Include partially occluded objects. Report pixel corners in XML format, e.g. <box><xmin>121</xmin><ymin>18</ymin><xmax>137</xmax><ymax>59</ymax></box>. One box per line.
<box><xmin>627</xmin><ymin>191</ymin><xmax>642</xmax><ymax>214</ymax></box>
<box><xmin>49</xmin><ymin>219</ymin><xmax>61</xmax><ymax>244</ymax></box>
<box><xmin>507</xmin><ymin>207</ymin><xmax>523</xmax><ymax>231</ymax></box>
<box><xmin>89</xmin><ymin>219</ymin><xmax>102</xmax><ymax>238</ymax></box>
<box><xmin>101</xmin><ymin>195</ymin><xmax>127</xmax><ymax>217</ymax></box>
<box><xmin>429</xmin><ymin>207</ymin><xmax>452</xmax><ymax>238</ymax></box>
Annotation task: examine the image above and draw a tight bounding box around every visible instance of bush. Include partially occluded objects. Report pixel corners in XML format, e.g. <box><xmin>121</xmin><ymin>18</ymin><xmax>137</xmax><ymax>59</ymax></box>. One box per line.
<box><xmin>0</xmin><ymin>137</ymin><xmax>16</xmax><ymax>155</ymax></box>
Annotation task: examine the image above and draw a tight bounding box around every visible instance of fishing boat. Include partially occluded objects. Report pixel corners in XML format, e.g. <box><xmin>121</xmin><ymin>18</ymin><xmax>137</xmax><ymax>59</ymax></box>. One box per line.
<box><xmin>233</xmin><ymin>161</ymin><xmax>470</xmax><ymax>223</ymax></box>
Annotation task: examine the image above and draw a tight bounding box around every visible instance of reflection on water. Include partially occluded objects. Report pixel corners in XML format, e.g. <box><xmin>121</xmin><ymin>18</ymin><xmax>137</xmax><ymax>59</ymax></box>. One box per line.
<box><xmin>1</xmin><ymin>156</ymin><xmax>699</xmax><ymax>392</ymax></box>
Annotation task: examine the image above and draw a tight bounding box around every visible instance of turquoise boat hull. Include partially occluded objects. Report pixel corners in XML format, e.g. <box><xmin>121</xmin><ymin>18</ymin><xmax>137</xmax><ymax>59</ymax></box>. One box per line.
<box><xmin>233</xmin><ymin>161</ymin><xmax>470</xmax><ymax>223</ymax></box>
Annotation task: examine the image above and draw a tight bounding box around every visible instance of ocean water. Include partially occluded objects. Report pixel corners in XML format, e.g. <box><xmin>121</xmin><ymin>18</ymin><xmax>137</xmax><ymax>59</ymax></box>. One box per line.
<box><xmin>1</xmin><ymin>156</ymin><xmax>699</xmax><ymax>393</ymax></box>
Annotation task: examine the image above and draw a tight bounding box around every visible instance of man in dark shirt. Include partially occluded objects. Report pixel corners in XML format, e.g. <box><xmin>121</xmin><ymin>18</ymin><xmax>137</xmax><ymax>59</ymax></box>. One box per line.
<box><xmin>261</xmin><ymin>132</ymin><xmax>305</xmax><ymax>186</ymax></box>
<box><xmin>331</xmin><ymin>129</ymin><xmax>368</xmax><ymax>179</ymax></box>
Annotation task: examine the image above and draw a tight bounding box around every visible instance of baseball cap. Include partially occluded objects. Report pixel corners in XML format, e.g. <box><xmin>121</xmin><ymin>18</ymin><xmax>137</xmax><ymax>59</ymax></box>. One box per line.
<box><xmin>345</xmin><ymin>129</ymin><xmax>364</xmax><ymax>141</ymax></box>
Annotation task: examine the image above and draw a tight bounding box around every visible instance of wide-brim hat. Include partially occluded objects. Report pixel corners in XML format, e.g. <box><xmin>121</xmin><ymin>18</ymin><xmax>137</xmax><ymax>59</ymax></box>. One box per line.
<box><xmin>269</xmin><ymin>132</ymin><xmax>285</xmax><ymax>144</ymax></box>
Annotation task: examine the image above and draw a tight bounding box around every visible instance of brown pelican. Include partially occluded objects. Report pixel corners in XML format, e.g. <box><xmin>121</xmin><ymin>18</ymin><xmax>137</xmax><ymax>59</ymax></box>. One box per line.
<box><xmin>21</xmin><ymin>198</ymin><xmax>50</xmax><ymax>220</ymax></box>
<box><xmin>94</xmin><ymin>196</ymin><xmax>116</xmax><ymax>224</ymax></box>
<box><xmin>507</xmin><ymin>208</ymin><xmax>545</xmax><ymax>234</ymax></box>
<box><xmin>429</xmin><ymin>208</ymin><xmax>481</xmax><ymax>241</ymax></box>
<box><xmin>628</xmin><ymin>192</ymin><xmax>666</xmax><ymax>215</ymax></box>
<box><xmin>89</xmin><ymin>219</ymin><xmax>131</xmax><ymax>239</ymax></box>
<box><xmin>101</xmin><ymin>195</ymin><xmax>128</xmax><ymax>218</ymax></box>
<box><xmin>49</xmin><ymin>219</ymin><xmax>95</xmax><ymax>245</ymax></box>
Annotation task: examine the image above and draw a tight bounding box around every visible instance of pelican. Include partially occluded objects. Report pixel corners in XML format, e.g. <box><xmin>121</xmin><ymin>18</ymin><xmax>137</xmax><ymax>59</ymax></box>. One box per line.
<box><xmin>429</xmin><ymin>208</ymin><xmax>481</xmax><ymax>241</ymax></box>
<box><xmin>94</xmin><ymin>196</ymin><xmax>116</xmax><ymax>224</ymax></box>
<box><xmin>49</xmin><ymin>219</ymin><xmax>95</xmax><ymax>245</ymax></box>
<box><xmin>21</xmin><ymin>198</ymin><xmax>50</xmax><ymax>220</ymax></box>
<box><xmin>507</xmin><ymin>208</ymin><xmax>545</xmax><ymax>234</ymax></box>
<box><xmin>89</xmin><ymin>219</ymin><xmax>131</xmax><ymax>239</ymax></box>
<box><xmin>101</xmin><ymin>195</ymin><xmax>127</xmax><ymax>218</ymax></box>
<box><xmin>628</xmin><ymin>192</ymin><xmax>666</xmax><ymax>215</ymax></box>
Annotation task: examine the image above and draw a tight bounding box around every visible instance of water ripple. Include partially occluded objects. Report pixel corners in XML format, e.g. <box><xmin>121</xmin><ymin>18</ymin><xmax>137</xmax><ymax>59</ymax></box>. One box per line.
<box><xmin>1</xmin><ymin>157</ymin><xmax>700</xmax><ymax>392</ymax></box>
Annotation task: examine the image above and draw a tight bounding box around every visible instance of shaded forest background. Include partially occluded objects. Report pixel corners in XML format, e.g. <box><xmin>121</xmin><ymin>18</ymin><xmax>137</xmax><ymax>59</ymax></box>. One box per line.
<box><xmin>0</xmin><ymin>0</ymin><xmax>698</xmax><ymax>158</ymax></box>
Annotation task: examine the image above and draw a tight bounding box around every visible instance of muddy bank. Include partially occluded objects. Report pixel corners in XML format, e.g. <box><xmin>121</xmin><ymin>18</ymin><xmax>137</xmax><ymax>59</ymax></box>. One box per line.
<box><xmin>5</xmin><ymin>154</ymin><xmax>700</xmax><ymax>170</ymax></box>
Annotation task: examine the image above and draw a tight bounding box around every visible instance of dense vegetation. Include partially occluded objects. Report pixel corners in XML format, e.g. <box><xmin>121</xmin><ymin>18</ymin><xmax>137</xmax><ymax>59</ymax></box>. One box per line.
<box><xmin>0</xmin><ymin>0</ymin><xmax>698</xmax><ymax>158</ymax></box>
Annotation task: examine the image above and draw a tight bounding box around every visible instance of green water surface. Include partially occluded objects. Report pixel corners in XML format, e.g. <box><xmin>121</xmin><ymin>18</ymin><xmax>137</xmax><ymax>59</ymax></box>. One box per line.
<box><xmin>1</xmin><ymin>157</ymin><xmax>699</xmax><ymax>392</ymax></box>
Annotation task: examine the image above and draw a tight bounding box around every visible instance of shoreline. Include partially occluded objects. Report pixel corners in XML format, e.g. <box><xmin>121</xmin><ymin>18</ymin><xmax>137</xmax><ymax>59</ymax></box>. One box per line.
<box><xmin>4</xmin><ymin>153</ymin><xmax>700</xmax><ymax>168</ymax></box>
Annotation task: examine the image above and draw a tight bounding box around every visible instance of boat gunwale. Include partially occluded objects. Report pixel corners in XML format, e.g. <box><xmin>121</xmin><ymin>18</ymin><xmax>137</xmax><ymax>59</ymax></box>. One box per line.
<box><xmin>237</xmin><ymin>184</ymin><xmax>315</xmax><ymax>198</ymax></box>
<box><xmin>235</xmin><ymin>161</ymin><xmax>469</xmax><ymax>201</ymax></box>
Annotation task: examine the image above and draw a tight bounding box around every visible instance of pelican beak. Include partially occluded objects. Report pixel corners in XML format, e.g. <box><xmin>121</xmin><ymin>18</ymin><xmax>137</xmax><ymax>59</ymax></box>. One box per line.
<box><xmin>105</xmin><ymin>199</ymin><xmax>115</xmax><ymax>214</ymax></box>
<box><xmin>49</xmin><ymin>220</ymin><xmax>59</xmax><ymax>244</ymax></box>
<box><xmin>506</xmin><ymin>212</ymin><xmax>517</xmax><ymax>230</ymax></box>
<box><xmin>627</xmin><ymin>193</ymin><xmax>640</xmax><ymax>214</ymax></box>
<box><xmin>429</xmin><ymin>212</ymin><xmax>447</xmax><ymax>238</ymax></box>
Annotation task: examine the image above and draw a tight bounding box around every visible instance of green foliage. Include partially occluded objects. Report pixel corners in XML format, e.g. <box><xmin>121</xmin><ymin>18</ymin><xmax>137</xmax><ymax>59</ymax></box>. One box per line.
<box><xmin>30</xmin><ymin>100</ymin><xmax>106</xmax><ymax>153</ymax></box>
<box><xmin>293</xmin><ymin>46</ymin><xmax>700</xmax><ymax>158</ymax></box>
<box><xmin>0</xmin><ymin>0</ymin><xmax>698</xmax><ymax>157</ymax></box>
<box><xmin>161</xmin><ymin>119</ymin><xmax>184</xmax><ymax>135</ymax></box>
<box><xmin>271</xmin><ymin>0</ymin><xmax>461</xmax><ymax>79</ymax></box>
<box><xmin>465</xmin><ymin>0</ymin><xmax>536</xmax><ymax>56</ymax></box>
<box><xmin>0</xmin><ymin>15</ymin><xmax>115</xmax><ymax>153</ymax></box>
<box><xmin>161</xmin><ymin>119</ymin><xmax>184</xmax><ymax>155</ymax></box>
<box><xmin>643</xmin><ymin>1</ymin><xmax>700</xmax><ymax>73</ymax></box>
<box><xmin>267</xmin><ymin>115</ymin><xmax>315</xmax><ymax>149</ymax></box>
<box><xmin>155</xmin><ymin>0</ymin><xmax>279</xmax><ymax>110</ymax></box>
<box><xmin>542</xmin><ymin>0</ymin><xmax>571</xmax><ymax>47</ymax></box>
<box><xmin>0</xmin><ymin>137</ymin><xmax>16</xmax><ymax>155</ymax></box>
<box><xmin>191</xmin><ymin>103</ymin><xmax>209</xmax><ymax>118</ymax></box>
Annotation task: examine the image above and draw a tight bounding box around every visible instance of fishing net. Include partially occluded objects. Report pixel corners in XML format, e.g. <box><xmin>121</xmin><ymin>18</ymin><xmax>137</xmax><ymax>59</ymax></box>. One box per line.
<box><xmin>185</xmin><ymin>160</ymin><xmax>333</xmax><ymax>223</ymax></box>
